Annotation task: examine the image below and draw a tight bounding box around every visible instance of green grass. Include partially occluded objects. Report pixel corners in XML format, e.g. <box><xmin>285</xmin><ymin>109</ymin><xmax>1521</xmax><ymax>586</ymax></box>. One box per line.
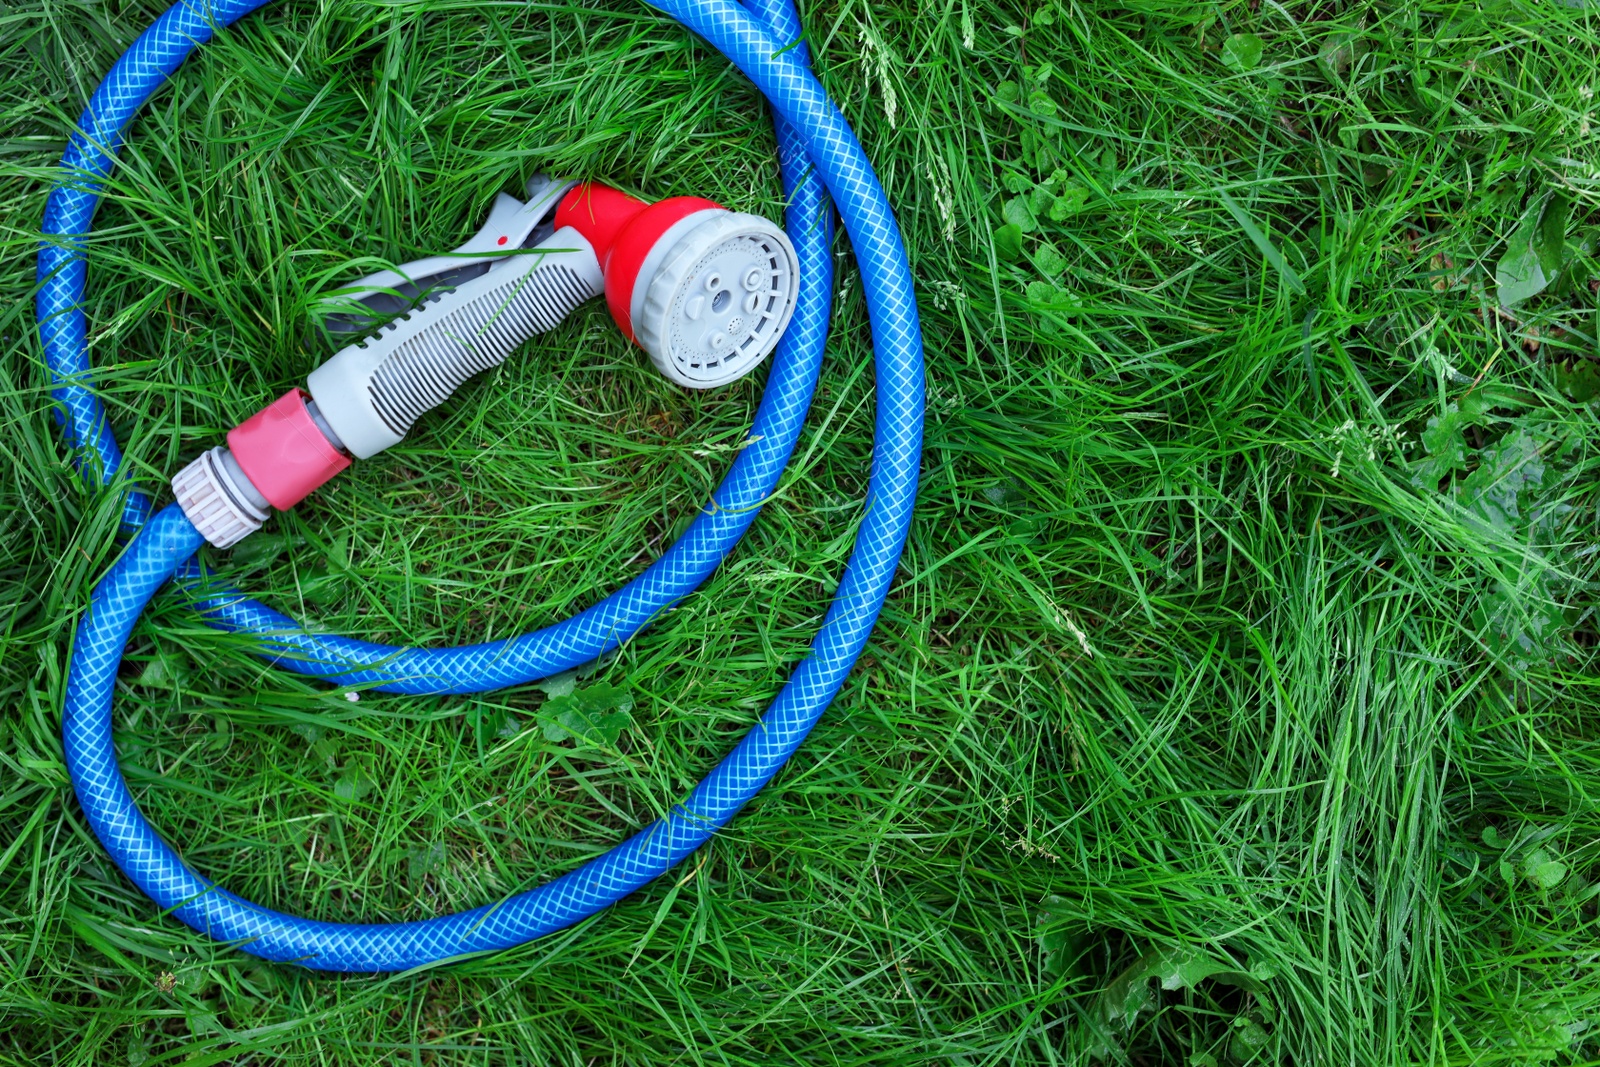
<box><xmin>3</xmin><ymin>0</ymin><xmax>1599</xmax><ymax>1062</ymax></box>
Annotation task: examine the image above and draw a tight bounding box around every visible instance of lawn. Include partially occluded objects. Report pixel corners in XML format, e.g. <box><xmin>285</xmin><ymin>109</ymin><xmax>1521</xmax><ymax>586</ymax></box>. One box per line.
<box><xmin>2</xmin><ymin>0</ymin><xmax>1598</xmax><ymax>1062</ymax></box>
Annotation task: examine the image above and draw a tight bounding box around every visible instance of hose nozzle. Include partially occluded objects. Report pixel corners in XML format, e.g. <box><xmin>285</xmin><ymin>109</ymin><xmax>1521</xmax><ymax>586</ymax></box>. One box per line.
<box><xmin>175</xmin><ymin>178</ymin><xmax>804</xmax><ymax>547</ymax></box>
<box><xmin>554</xmin><ymin>182</ymin><xmax>800</xmax><ymax>389</ymax></box>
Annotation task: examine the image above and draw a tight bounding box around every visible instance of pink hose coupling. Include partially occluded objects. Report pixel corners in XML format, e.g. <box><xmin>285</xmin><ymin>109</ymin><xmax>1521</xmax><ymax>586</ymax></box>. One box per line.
<box><xmin>228</xmin><ymin>389</ymin><xmax>350</xmax><ymax>509</ymax></box>
<box><xmin>171</xmin><ymin>390</ymin><xmax>350</xmax><ymax>549</ymax></box>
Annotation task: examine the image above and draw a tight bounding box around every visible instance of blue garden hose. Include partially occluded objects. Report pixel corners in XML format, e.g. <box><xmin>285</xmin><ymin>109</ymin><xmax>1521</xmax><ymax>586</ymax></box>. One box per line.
<box><xmin>39</xmin><ymin>0</ymin><xmax>923</xmax><ymax>970</ymax></box>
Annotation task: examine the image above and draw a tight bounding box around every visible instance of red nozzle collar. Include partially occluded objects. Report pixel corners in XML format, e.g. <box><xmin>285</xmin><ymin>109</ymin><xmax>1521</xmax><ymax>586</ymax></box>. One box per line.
<box><xmin>554</xmin><ymin>182</ymin><xmax>721</xmax><ymax>341</ymax></box>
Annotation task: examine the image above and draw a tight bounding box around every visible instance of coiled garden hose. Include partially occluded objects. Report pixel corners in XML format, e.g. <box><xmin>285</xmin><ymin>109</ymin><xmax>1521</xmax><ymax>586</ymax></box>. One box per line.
<box><xmin>38</xmin><ymin>0</ymin><xmax>923</xmax><ymax>971</ymax></box>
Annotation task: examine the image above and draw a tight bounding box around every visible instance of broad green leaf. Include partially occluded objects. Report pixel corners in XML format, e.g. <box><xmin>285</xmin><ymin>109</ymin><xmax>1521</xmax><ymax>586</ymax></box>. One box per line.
<box><xmin>230</xmin><ymin>530</ymin><xmax>299</xmax><ymax>568</ymax></box>
<box><xmin>1003</xmin><ymin>196</ymin><xmax>1038</xmax><ymax>233</ymax></box>
<box><xmin>1317</xmin><ymin>30</ymin><xmax>1363</xmax><ymax>81</ymax></box>
<box><xmin>1420</xmin><ymin>405</ymin><xmax>1469</xmax><ymax>461</ymax></box>
<box><xmin>1028</xmin><ymin>183</ymin><xmax>1056</xmax><ymax>215</ymax></box>
<box><xmin>1247</xmin><ymin>956</ymin><xmax>1279</xmax><ymax>983</ymax></box>
<box><xmin>1034</xmin><ymin>896</ymin><xmax>1084</xmax><ymax>976</ymax></box>
<box><xmin>1094</xmin><ymin>946</ymin><xmax>1271</xmax><ymax>1040</ymax></box>
<box><xmin>1473</xmin><ymin>581</ymin><xmax>1566</xmax><ymax>671</ymax></box>
<box><xmin>1460</xmin><ymin>429</ymin><xmax>1545</xmax><ymax>532</ymax></box>
<box><xmin>1002</xmin><ymin>170</ymin><xmax>1034</xmax><ymax>194</ymax></box>
<box><xmin>407</xmin><ymin>841</ymin><xmax>446</xmax><ymax>882</ymax></box>
<box><xmin>535</xmin><ymin>669</ymin><xmax>579</xmax><ymax>699</ymax></box>
<box><xmin>1529</xmin><ymin>859</ymin><xmax>1569</xmax><ymax>889</ymax></box>
<box><xmin>205</xmin><ymin>713</ymin><xmax>233</xmax><ymax>755</ymax></box>
<box><xmin>1026</xmin><ymin>281</ymin><xmax>1081</xmax><ymax>312</ymax></box>
<box><xmin>1221</xmin><ymin>33</ymin><xmax>1264</xmax><ymax>72</ymax></box>
<box><xmin>1550</xmin><ymin>232</ymin><xmax>1597</xmax><ymax>297</ymax></box>
<box><xmin>993</xmin><ymin>223</ymin><xmax>1025</xmax><ymax>261</ymax></box>
<box><xmin>1104</xmin><ymin>961</ymin><xmax>1160</xmax><ymax>1022</ymax></box>
<box><xmin>310</xmin><ymin>733</ymin><xmax>341</xmax><ymax>766</ymax></box>
<box><xmin>1410</xmin><ymin>395</ymin><xmax>1497</xmax><ymax>489</ymax></box>
<box><xmin>301</xmin><ymin>565</ymin><xmax>342</xmax><ymax>608</ymax></box>
<box><xmin>334</xmin><ymin>761</ymin><xmax>375</xmax><ymax>802</ymax></box>
<box><xmin>470</xmin><ymin>706</ymin><xmax>521</xmax><ymax>747</ymax></box>
<box><xmin>1088</xmin><ymin>945</ymin><xmax>1275</xmax><ymax>1058</ymax></box>
<box><xmin>135</xmin><ymin>654</ymin><xmax>175</xmax><ymax>689</ymax></box>
<box><xmin>1230</xmin><ymin>1015</ymin><xmax>1274</xmax><ymax>1060</ymax></box>
<box><xmin>538</xmin><ymin>682</ymin><xmax>634</xmax><ymax>748</ymax></box>
<box><xmin>1050</xmin><ymin>181</ymin><xmax>1089</xmax><ymax>220</ymax></box>
<box><xmin>1410</xmin><ymin>403</ymin><xmax>1471</xmax><ymax>488</ymax></box>
<box><xmin>1554</xmin><ymin>359</ymin><xmax>1600</xmax><ymax>403</ymax></box>
<box><xmin>1497</xmin><ymin>193</ymin><xmax>1569</xmax><ymax>307</ymax></box>
<box><xmin>1508</xmin><ymin>1009</ymin><xmax>1577</xmax><ymax>1054</ymax></box>
<box><xmin>1033</xmin><ymin>241</ymin><xmax>1068</xmax><ymax>276</ymax></box>
<box><xmin>1539</xmin><ymin>193</ymin><xmax>1571</xmax><ymax>274</ymax></box>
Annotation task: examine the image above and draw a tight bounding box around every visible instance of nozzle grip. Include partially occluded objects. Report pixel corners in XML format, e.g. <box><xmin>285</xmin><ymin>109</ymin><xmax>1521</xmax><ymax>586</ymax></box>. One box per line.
<box><xmin>308</xmin><ymin>230</ymin><xmax>604</xmax><ymax>458</ymax></box>
<box><xmin>326</xmin><ymin>176</ymin><xmax>579</xmax><ymax>331</ymax></box>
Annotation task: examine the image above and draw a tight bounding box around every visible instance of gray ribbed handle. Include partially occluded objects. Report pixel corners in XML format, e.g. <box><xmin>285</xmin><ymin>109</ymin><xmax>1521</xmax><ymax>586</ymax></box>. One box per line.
<box><xmin>368</xmin><ymin>261</ymin><xmax>597</xmax><ymax>438</ymax></box>
<box><xmin>307</xmin><ymin>228</ymin><xmax>605</xmax><ymax>459</ymax></box>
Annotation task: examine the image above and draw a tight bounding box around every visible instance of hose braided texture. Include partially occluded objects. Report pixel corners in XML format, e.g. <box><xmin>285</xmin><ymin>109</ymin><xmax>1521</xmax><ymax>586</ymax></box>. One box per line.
<box><xmin>41</xmin><ymin>0</ymin><xmax>923</xmax><ymax>971</ymax></box>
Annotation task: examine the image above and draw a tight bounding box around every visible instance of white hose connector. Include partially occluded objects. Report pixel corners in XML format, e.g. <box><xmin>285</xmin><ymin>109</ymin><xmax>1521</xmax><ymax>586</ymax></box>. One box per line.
<box><xmin>172</xmin><ymin>447</ymin><xmax>269</xmax><ymax>549</ymax></box>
